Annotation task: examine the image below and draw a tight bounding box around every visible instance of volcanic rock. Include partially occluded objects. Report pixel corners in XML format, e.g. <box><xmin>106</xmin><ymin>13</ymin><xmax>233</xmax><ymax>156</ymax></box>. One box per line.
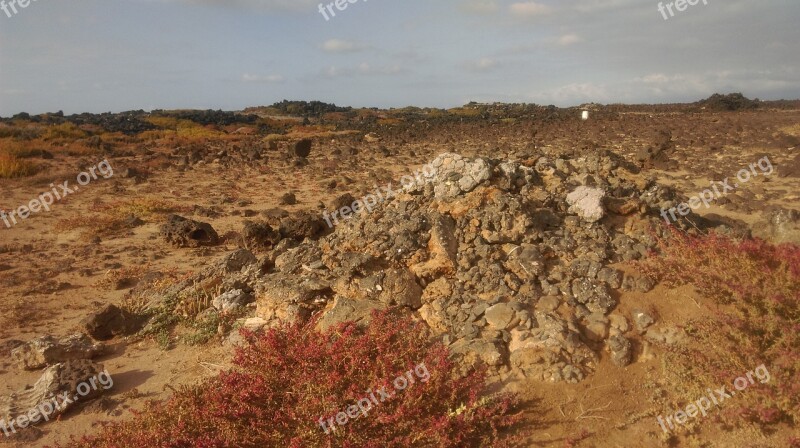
<box><xmin>159</xmin><ymin>215</ymin><xmax>219</xmax><ymax>248</ymax></box>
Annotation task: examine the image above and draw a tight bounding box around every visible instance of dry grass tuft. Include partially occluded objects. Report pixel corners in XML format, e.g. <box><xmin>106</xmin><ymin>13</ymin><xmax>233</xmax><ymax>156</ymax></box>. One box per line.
<box><xmin>56</xmin><ymin>198</ymin><xmax>188</xmax><ymax>238</ymax></box>
<box><xmin>0</xmin><ymin>152</ymin><xmax>39</xmax><ymax>178</ymax></box>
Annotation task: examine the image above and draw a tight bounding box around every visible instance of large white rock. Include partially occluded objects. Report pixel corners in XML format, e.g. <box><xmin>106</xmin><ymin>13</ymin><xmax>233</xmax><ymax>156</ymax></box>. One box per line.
<box><xmin>566</xmin><ymin>187</ymin><xmax>605</xmax><ymax>222</ymax></box>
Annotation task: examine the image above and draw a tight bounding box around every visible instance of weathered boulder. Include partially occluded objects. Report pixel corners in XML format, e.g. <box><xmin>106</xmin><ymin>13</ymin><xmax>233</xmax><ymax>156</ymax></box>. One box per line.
<box><xmin>279</xmin><ymin>212</ymin><xmax>326</xmax><ymax>241</ymax></box>
<box><xmin>0</xmin><ymin>360</ymin><xmax>109</xmax><ymax>430</ymax></box>
<box><xmin>316</xmin><ymin>296</ymin><xmax>385</xmax><ymax>333</ymax></box>
<box><xmin>752</xmin><ymin>207</ymin><xmax>800</xmax><ymax>244</ymax></box>
<box><xmin>424</xmin><ymin>153</ymin><xmax>490</xmax><ymax>199</ymax></box>
<box><xmin>212</xmin><ymin>289</ymin><xmax>255</xmax><ymax>312</ymax></box>
<box><xmin>11</xmin><ymin>335</ymin><xmax>105</xmax><ymax>370</ymax></box>
<box><xmin>631</xmin><ymin>309</ymin><xmax>655</xmax><ymax>331</ymax></box>
<box><xmin>255</xmin><ymin>274</ymin><xmax>333</xmax><ymax>324</ymax></box>
<box><xmin>82</xmin><ymin>304</ymin><xmax>145</xmax><ymax>341</ymax></box>
<box><xmin>450</xmin><ymin>338</ymin><xmax>505</xmax><ymax>368</ymax></box>
<box><xmin>242</xmin><ymin>221</ymin><xmax>282</xmax><ymax>250</ymax></box>
<box><xmin>334</xmin><ymin>267</ymin><xmax>423</xmax><ymax>309</ymax></box>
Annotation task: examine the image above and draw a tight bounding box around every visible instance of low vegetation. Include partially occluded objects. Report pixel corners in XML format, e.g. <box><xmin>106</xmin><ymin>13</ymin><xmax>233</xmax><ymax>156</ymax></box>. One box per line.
<box><xmin>0</xmin><ymin>152</ymin><xmax>38</xmax><ymax>178</ymax></box>
<box><xmin>642</xmin><ymin>229</ymin><xmax>799</xmax><ymax>434</ymax></box>
<box><xmin>59</xmin><ymin>310</ymin><xmax>523</xmax><ymax>447</ymax></box>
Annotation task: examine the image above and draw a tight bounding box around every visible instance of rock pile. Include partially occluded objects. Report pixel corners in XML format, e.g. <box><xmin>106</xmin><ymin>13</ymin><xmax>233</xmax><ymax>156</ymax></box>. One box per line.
<box><xmin>159</xmin><ymin>152</ymin><xmax>706</xmax><ymax>383</ymax></box>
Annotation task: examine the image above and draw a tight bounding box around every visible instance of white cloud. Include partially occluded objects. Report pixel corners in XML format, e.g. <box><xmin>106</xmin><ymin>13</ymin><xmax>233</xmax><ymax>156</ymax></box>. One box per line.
<box><xmin>320</xmin><ymin>39</ymin><xmax>367</xmax><ymax>53</ymax></box>
<box><xmin>557</xmin><ymin>33</ymin><xmax>583</xmax><ymax>46</ymax></box>
<box><xmin>509</xmin><ymin>2</ymin><xmax>553</xmax><ymax>18</ymax></box>
<box><xmin>242</xmin><ymin>73</ymin><xmax>285</xmax><ymax>83</ymax></box>
<box><xmin>465</xmin><ymin>57</ymin><xmax>498</xmax><ymax>72</ymax></box>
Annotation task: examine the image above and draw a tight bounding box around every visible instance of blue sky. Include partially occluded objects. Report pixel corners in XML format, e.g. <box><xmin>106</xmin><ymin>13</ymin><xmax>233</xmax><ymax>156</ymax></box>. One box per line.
<box><xmin>0</xmin><ymin>0</ymin><xmax>798</xmax><ymax>115</ymax></box>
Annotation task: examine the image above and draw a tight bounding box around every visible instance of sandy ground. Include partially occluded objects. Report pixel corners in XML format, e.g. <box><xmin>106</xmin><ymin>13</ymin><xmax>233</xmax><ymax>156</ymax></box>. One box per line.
<box><xmin>0</xmin><ymin>107</ymin><xmax>798</xmax><ymax>447</ymax></box>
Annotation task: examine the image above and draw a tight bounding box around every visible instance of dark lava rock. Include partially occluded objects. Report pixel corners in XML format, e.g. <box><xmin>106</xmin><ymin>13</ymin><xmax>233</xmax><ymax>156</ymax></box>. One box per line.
<box><xmin>280</xmin><ymin>192</ymin><xmax>297</xmax><ymax>205</ymax></box>
<box><xmin>330</xmin><ymin>193</ymin><xmax>356</xmax><ymax>211</ymax></box>
<box><xmin>159</xmin><ymin>214</ymin><xmax>220</xmax><ymax>248</ymax></box>
<box><xmin>242</xmin><ymin>220</ymin><xmax>282</xmax><ymax>249</ymax></box>
<box><xmin>279</xmin><ymin>212</ymin><xmax>326</xmax><ymax>241</ymax></box>
<box><xmin>82</xmin><ymin>304</ymin><xmax>146</xmax><ymax>341</ymax></box>
<box><xmin>293</xmin><ymin>139</ymin><xmax>313</xmax><ymax>158</ymax></box>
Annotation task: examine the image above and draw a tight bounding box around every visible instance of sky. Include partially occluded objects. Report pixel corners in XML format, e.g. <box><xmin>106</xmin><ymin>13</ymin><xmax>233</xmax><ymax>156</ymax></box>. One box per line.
<box><xmin>0</xmin><ymin>0</ymin><xmax>798</xmax><ymax>115</ymax></box>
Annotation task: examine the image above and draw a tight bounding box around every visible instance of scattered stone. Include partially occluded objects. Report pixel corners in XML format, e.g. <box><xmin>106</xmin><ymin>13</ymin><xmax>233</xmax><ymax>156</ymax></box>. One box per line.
<box><xmin>485</xmin><ymin>303</ymin><xmax>517</xmax><ymax>330</ymax></box>
<box><xmin>218</xmin><ymin>249</ymin><xmax>258</xmax><ymax>273</ymax></box>
<box><xmin>242</xmin><ymin>317</ymin><xmax>268</xmax><ymax>332</ymax></box>
<box><xmin>606</xmin><ymin>197</ymin><xmax>641</xmax><ymax>215</ymax></box>
<box><xmin>410</xmin><ymin>212</ymin><xmax>458</xmax><ymax>279</ymax></box>
<box><xmin>536</xmin><ymin>296</ymin><xmax>560</xmax><ymax>312</ymax></box>
<box><xmin>607</xmin><ymin>335</ymin><xmax>632</xmax><ymax>367</ymax></box>
<box><xmin>121</xmin><ymin>167</ymin><xmax>145</xmax><ymax>180</ymax></box>
<box><xmin>330</xmin><ymin>193</ymin><xmax>356</xmax><ymax>212</ymax></box>
<box><xmin>634</xmin><ymin>276</ymin><xmax>655</xmax><ymax>293</ymax></box>
<box><xmin>280</xmin><ymin>192</ymin><xmax>297</xmax><ymax>205</ymax></box>
<box><xmin>425</xmin><ymin>153</ymin><xmax>490</xmax><ymax>199</ymax></box>
<box><xmin>571</xmin><ymin>278</ymin><xmax>616</xmax><ymax>314</ymax></box>
<box><xmin>583</xmin><ymin>314</ymin><xmax>609</xmax><ymax>342</ymax></box>
<box><xmin>645</xmin><ymin>325</ymin><xmax>685</xmax><ymax>346</ymax></box>
<box><xmin>256</xmin><ymin>274</ymin><xmax>333</xmax><ymax>325</ymax></box>
<box><xmin>124</xmin><ymin>215</ymin><xmax>145</xmax><ymax>228</ymax></box>
<box><xmin>608</xmin><ymin>314</ymin><xmax>629</xmax><ymax>334</ymax></box>
<box><xmin>631</xmin><ymin>309</ymin><xmax>655</xmax><ymax>331</ymax></box>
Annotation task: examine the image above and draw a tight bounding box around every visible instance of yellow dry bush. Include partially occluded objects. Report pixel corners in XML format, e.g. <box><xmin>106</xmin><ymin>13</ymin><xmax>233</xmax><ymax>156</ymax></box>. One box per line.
<box><xmin>42</xmin><ymin>122</ymin><xmax>87</xmax><ymax>141</ymax></box>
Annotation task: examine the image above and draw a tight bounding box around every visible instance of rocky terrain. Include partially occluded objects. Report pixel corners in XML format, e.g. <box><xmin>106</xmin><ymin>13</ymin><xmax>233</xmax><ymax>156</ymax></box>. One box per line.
<box><xmin>0</xmin><ymin>98</ymin><xmax>798</xmax><ymax>447</ymax></box>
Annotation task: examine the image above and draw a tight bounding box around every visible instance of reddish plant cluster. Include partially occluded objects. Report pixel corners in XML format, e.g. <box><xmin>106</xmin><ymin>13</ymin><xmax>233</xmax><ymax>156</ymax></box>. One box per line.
<box><xmin>641</xmin><ymin>228</ymin><xmax>799</xmax><ymax>430</ymax></box>
<box><xmin>57</xmin><ymin>309</ymin><xmax>522</xmax><ymax>448</ymax></box>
